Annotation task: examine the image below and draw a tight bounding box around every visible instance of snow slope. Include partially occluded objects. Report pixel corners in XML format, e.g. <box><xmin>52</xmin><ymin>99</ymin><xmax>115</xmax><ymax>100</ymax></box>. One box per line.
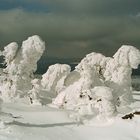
<box><xmin>0</xmin><ymin>90</ymin><xmax>140</xmax><ymax>140</ymax></box>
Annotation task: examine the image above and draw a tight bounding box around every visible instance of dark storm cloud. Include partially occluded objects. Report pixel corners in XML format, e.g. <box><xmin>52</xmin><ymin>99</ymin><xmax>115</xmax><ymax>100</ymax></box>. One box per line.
<box><xmin>37</xmin><ymin>0</ymin><xmax>140</xmax><ymax>16</ymax></box>
<box><xmin>0</xmin><ymin>0</ymin><xmax>140</xmax><ymax>60</ymax></box>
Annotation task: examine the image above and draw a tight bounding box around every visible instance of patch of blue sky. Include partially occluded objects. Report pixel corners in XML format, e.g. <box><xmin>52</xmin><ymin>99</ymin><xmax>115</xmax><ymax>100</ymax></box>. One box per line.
<box><xmin>0</xmin><ymin>0</ymin><xmax>48</xmax><ymax>12</ymax></box>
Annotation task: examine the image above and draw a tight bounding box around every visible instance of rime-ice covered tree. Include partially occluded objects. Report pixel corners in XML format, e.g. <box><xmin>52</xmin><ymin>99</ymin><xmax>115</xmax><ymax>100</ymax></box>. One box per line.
<box><xmin>19</xmin><ymin>35</ymin><xmax>45</xmax><ymax>77</ymax></box>
<box><xmin>104</xmin><ymin>45</ymin><xmax>140</xmax><ymax>106</ymax></box>
<box><xmin>0</xmin><ymin>35</ymin><xmax>45</xmax><ymax>101</ymax></box>
<box><xmin>41</xmin><ymin>64</ymin><xmax>71</xmax><ymax>97</ymax></box>
<box><xmin>75</xmin><ymin>52</ymin><xmax>110</xmax><ymax>81</ymax></box>
<box><xmin>53</xmin><ymin>63</ymin><xmax>103</xmax><ymax>109</ymax></box>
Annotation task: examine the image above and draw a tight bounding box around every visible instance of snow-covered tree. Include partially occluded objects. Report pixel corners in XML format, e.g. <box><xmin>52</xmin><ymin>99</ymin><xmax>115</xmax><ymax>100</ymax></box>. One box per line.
<box><xmin>104</xmin><ymin>45</ymin><xmax>140</xmax><ymax>106</ymax></box>
<box><xmin>19</xmin><ymin>35</ymin><xmax>45</xmax><ymax>77</ymax></box>
<box><xmin>41</xmin><ymin>64</ymin><xmax>71</xmax><ymax>97</ymax></box>
<box><xmin>53</xmin><ymin>63</ymin><xmax>103</xmax><ymax>109</ymax></box>
<box><xmin>0</xmin><ymin>35</ymin><xmax>45</xmax><ymax>101</ymax></box>
<box><xmin>76</xmin><ymin>52</ymin><xmax>110</xmax><ymax>81</ymax></box>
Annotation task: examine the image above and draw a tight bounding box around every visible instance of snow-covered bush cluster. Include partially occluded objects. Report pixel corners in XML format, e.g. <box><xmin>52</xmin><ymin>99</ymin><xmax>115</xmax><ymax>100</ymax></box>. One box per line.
<box><xmin>0</xmin><ymin>35</ymin><xmax>140</xmax><ymax>122</ymax></box>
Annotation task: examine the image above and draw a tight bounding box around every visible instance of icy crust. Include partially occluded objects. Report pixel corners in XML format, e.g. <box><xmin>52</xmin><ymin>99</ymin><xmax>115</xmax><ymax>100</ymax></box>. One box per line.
<box><xmin>0</xmin><ymin>35</ymin><xmax>45</xmax><ymax>101</ymax></box>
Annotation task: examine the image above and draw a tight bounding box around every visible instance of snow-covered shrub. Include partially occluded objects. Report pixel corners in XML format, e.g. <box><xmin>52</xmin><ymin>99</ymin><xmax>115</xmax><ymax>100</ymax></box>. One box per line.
<box><xmin>41</xmin><ymin>64</ymin><xmax>71</xmax><ymax>97</ymax></box>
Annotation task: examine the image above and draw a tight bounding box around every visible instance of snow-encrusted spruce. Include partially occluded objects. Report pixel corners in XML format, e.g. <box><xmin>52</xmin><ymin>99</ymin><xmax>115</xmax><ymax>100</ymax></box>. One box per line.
<box><xmin>104</xmin><ymin>45</ymin><xmax>140</xmax><ymax>106</ymax></box>
<box><xmin>75</xmin><ymin>52</ymin><xmax>109</xmax><ymax>81</ymax></box>
<box><xmin>19</xmin><ymin>35</ymin><xmax>45</xmax><ymax>77</ymax></box>
<box><xmin>0</xmin><ymin>35</ymin><xmax>45</xmax><ymax>101</ymax></box>
<box><xmin>41</xmin><ymin>64</ymin><xmax>71</xmax><ymax>97</ymax></box>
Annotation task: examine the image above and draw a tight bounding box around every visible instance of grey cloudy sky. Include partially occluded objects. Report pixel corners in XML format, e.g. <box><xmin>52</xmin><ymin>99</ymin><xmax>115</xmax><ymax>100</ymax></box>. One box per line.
<box><xmin>0</xmin><ymin>0</ymin><xmax>140</xmax><ymax>73</ymax></box>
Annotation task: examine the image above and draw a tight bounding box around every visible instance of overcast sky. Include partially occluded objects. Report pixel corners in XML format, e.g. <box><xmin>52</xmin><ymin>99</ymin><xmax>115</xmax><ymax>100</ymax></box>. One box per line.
<box><xmin>0</xmin><ymin>0</ymin><xmax>140</xmax><ymax>73</ymax></box>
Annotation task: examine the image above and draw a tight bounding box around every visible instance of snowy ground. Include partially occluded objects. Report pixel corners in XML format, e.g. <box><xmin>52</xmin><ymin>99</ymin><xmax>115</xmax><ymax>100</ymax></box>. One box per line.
<box><xmin>0</xmin><ymin>89</ymin><xmax>139</xmax><ymax>140</ymax></box>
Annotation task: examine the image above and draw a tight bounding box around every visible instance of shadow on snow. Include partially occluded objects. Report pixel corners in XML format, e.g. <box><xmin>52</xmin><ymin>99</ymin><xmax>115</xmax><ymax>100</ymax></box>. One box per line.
<box><xmin>6</xmin><ymin>121</ymin><xmax>78</xmax><ymax>128</ymax></box>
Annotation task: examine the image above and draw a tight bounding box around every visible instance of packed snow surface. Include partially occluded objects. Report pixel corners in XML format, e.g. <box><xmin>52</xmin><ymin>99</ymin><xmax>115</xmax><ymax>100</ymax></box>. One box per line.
<box><xmin>0</xmin><ymin>90</ymin><xmax>140</xmax><ymax>140</ymax></box>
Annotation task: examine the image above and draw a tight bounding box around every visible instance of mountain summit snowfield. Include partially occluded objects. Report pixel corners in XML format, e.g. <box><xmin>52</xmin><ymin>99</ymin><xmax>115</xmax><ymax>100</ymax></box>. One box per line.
<box><xmin>0</xmin><ymin>35</ymin><xmax>140</xmax><ymax>140</ymax></box>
